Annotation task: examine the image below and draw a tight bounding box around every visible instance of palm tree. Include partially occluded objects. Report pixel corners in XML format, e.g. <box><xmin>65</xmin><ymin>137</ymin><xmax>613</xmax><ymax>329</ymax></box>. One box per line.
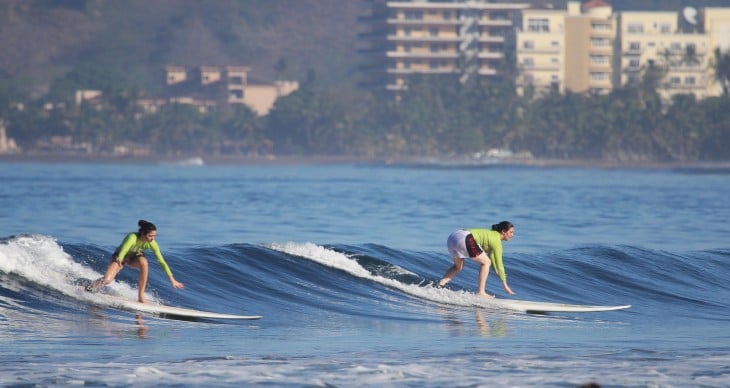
<box><xmin>713</xmin><ymin>47</ymin><xmax>730</xmax><ymax>95</ymax></box>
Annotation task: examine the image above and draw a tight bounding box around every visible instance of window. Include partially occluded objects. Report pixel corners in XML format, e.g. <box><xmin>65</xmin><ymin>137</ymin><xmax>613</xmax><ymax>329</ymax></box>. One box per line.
<box><xmin>404</xmin><ymin>10</ymin><xmax>422</xmax><ymax>20</ymax></box>
<box><xmin>523</xmin><ymin>40</ymin><xmax>535</xmax><ymax>49</ymax></box>
<box><xmin>669</xmin><ymin>76</ymin><xmax>681</xmax><ymax>85</ymax></box>
<box><xmin>660</xmin><ymin>24</ymin><xmax>671</xmax><ymax>34</ymax></box>
<box><xmin>591</xmin><ymin>55</ymin><xmax>609</xmax><ymax>65</ymax></box>
<box><xmin>591</xmin><ymin>37</ymin><xmax>610</xmax><ymax>47</ymax></box>
<box><xmin>685</xmin><ymin>76</ymin><xmax>696</xmax><ymax>85</ymax></box>
<box><xmin>591</xmin><ymin>72</ymin><xmax>608</xmax><ymax>81</ymax></box>
<box><xmin>592</xmin><ymin>23</ymin><xmax>610</xmax><ymax>31</ymax></box>
<box><xmin>629</xmin><ymin>42</ymin><xmax>641</xmax><ymax>51</ymax></box>
<box><xmin>628</xmin><ymin>58</ymin><xmax>640</xmax><ymax>68</ymax></box>
<box><xmin>527</xmin><ymin>18</ymin><xmax>550</xmax><ymax>32</ymax></box>
<box><xmin>627</xmin><ymin>23</ymin><xmax>644</xmax><ymax>33</ymax></box>
<box><xmin>430</xmin><ymin>27</ymin><xmax>439</xmax><ymax>37</ymax></box>
<box><xmin>522</xmin><ymin>57</ymin><xmax>534</xmax><ymax>66</ymax></box>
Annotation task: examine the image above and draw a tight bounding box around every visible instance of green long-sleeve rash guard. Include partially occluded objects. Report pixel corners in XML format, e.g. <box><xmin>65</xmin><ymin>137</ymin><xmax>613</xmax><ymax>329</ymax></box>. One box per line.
<box><xmin>467</xmin><ymin>228</ymin><xmax>506</xmax><ymax>282</ymax></box>
<box><xmin>116</xmin><ymin>233</ymin><xmax>173</xmax><ymax>277</ymax></box>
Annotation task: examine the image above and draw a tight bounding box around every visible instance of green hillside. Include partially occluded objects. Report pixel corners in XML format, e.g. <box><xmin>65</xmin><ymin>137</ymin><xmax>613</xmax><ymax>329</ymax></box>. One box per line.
<box><xmin>3</xmin><ymin>0</ymin><xmax>730</xmax><ymax>99</ymax></box>
<box><xmin>0</xmin><ymin>0</ymin><xmax>361</xmax><ymax>98</ymax></box>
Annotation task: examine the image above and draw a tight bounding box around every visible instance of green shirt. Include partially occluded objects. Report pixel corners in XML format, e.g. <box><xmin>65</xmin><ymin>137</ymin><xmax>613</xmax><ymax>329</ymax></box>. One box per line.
<box><xmin>468</xmin><ymin>228</ymin><xmax>506</xmax><ymax>282</ymax></box>
<box><xmin>116</xmin><ymin>233</ymin><xmax>173</xmax><ymax>277</ymax></box>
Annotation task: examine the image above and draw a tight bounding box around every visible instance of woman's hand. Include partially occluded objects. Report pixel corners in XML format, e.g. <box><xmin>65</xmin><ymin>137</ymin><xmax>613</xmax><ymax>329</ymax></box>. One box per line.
<box><xmin>170</xmin><ymin>278</ymin><xmax>185</xmax><ymax>289</ymax></box>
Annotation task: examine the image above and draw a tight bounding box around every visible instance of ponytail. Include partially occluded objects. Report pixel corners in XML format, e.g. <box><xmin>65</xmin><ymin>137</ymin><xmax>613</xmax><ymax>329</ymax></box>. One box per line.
<box><xmin>491</xmin><ymin>221</ymin><xmax>514</xmax><ymax>233</ymax></box>
<box><xmin>137</xmin><ymin>219</ymin><xmax>157</xmax><ymax>235</ymax></box>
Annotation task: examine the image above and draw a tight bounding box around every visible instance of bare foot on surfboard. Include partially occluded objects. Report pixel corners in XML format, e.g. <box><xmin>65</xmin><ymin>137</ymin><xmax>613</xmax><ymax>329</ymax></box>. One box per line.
<box><xmin>477</xmin><ymin>292</ymin><xmax>495</xmax><ymax>299</ymax></box>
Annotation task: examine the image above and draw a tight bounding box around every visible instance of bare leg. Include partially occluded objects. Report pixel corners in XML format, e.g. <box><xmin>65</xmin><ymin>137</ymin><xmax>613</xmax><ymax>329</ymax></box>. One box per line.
<box><xmin>86</xmin><ymin>261</ymin><xmax>123</xmax><ymax>291</ymax></box>
<box><xmin>126</xmin><ymin>256</ymin><xmax>149</xmax><ymax>303</ymax></box>
<box><xmin>473</xmin><ymin>253</ymin><xmax>493</xmax><ymax>298</ymax></box>
<box><xmin>438</xmin><ymin>257</ymin><xmax>464</xmax><ymax>287</ymax></box>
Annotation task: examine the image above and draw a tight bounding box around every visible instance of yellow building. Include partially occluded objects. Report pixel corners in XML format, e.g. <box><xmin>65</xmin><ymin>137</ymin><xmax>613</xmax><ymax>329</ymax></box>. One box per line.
<box><xmin>517</xmin><ymin>1</ymin><xmax>730</xmax><ymax>101</ymax></box>
<box><xmin>165</xmin><ymin>65</ymin><xmax>187</xmax><ymax>85</ymax></box>
<box><xmin>383</xmin><ymin>1</ymin><xmax>528</xmax><ymax>93</ymax></box>
<box><xmin>565</xmin><ymin>0</ymin><xmax>615</xmax><ymax>95</ymax></box>
<box><xmin>618</xmin><ymin>9</ymin><xmax>711</xmax><ymax>100</ymax></box>
<box><xmin>704</xmin><ymin>7</ymin><xmax>730</xmax><ymax>96</ymax></box>
<box><xmin>226</xmin><ymin>66</ymin><xmax>250</xmax><ymax>104</ymax></box>
<box><xmin>243</xmin><ymin>81</ymin><xmax>300</xmax><ymax>116</ymax></box>
<box><xmin>517</xmin><ymin>0</ymin><xmax>616</xmax><ymax>96</ymax></box>
<box><xmin>159</xmin><ymin>65</ymin><xmax>296</xmax><ymax>116</ymax></box>
<box><xmin>516</xmin><ymin>5</ymin><xmax>566</xmax><ymax>94</ymax></box>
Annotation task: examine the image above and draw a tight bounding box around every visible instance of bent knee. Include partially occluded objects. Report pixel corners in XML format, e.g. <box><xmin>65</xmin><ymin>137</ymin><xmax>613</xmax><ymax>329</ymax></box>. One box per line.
<box><xmin>128</xmin><ymin>256</ymin><xmax>149</xmax><ymax>269</ymax></box>
<box><xmin>473</xmin><ymin>257</ymin><xmax>490</xmax><ymax>266</ymax></box>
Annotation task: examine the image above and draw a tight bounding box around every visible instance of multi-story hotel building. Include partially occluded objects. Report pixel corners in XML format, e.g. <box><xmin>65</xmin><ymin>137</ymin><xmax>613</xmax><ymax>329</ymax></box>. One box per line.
<box><xmin>516</xmin><ymin>4</ymin><xmax>567</xmax><ymax>94</ymax></box>
<box><xmin>359</xmin><ymin>0</ymin><xmax>528</xmax><ymax>95</ymax></box>
<box><xmin>518</xmin><ymin>0</ymin><xmax>616</xmax><ymax>96</ymax></box>
<box><xmin>517</xmin><ymin>1</ymin><xmax>730</xmax><ymax>100</ymax></box>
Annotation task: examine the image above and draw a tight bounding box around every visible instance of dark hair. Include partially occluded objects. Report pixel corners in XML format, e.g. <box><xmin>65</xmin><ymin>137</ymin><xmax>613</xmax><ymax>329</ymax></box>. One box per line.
<box><xmin>491</xmin><ymin>221</ymin><xmax>514</xmax><ymax>233</ymax></box>
<box><xmin>137</xmin><ymin>219</ymin><xmax>157</xmax><ymax>235</ymax></box>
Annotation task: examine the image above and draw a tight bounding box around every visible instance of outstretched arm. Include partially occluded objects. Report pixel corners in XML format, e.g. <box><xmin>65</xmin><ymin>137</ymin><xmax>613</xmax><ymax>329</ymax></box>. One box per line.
<box><xmin>151</xmin><ymin>241</ymin><xmax>184</xmax><ymax>289</ymax></box>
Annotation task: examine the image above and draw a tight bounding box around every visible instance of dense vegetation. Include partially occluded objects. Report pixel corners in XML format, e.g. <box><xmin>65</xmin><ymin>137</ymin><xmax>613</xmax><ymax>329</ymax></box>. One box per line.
<box><xmin>1</xmin><ymin>0</ymin><xmax>730</xmax><ymax>162</ymax></box>
<box><xmin>3</xmin><ymin>63</ymin><xmax>730</xmax><ymax>162</ymax></box>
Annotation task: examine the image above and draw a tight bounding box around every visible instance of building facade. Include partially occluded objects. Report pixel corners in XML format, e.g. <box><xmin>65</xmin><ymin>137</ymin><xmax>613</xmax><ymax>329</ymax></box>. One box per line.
<box><xmin>360</xmin><ymin>0</ymin><xmax>528</xmax><ymax>96</ymax></box>
<box><xmin>516</xmin><ymin>5</ymin><xmax>566</xmax><ymax>94</ymax></box>
<box><xmin>154</xmin><ymin>66</ymin><xmax>297</xmax><ymax>115</ymax></box>
<box><xmin>516</xmin><ymin>1</ymin><xmax>730</xmax><ymax>100</ymax></box>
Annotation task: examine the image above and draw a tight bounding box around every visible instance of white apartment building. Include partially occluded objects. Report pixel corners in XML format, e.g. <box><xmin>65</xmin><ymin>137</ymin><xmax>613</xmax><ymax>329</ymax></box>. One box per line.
<box><xmin>517</xmin><ymin>1</ymin><xmax>730</xmax><ymax>100</ymax></box>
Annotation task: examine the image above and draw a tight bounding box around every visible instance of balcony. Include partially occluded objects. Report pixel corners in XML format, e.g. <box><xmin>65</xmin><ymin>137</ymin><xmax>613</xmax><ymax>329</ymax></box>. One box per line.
<box><xmin>517</xmin><ymin>47</ymin><xmax>561</xmax><ymax>54</ymax></box>
<box><xmin>478</xmin><ymin>19</ymin><xmax>513</xmax><ymax>27</ymax></box>
<box><xmin>664</xmin><ymin>82</ymin><xmax>706</xmax><ymax>90</ymax></box>
<box><xmin>477</xmin><ymin>68</ymin><xmax>498</xmax><ymax>76</ymax></box>
<box><xmin>477</xmin><ymin>52</ymin><xmax>504</xmax><ymax>59</ymax></box>
<box><xmin>387</xmin><ymin>34</ymin><xmax>461</xmax><ymax>43</ymax></box>
<box><xmin>387</xmin><ymin>51</ymin><xmax>460</xmax><ymax>59</ymax></box>
<box><xmin>520</xmin><ymin>64</ymin><xmax>561</xmax><ymax>71</ymax></box>
<box><xmin>387</xmin><ymin>18</ymin><xmax>461</xmax><ymax>26</ymax></box>
<box><xmin>477</xmin><ymin>35</ymin><xmax>505</xmax><ymax>43</ymax></box>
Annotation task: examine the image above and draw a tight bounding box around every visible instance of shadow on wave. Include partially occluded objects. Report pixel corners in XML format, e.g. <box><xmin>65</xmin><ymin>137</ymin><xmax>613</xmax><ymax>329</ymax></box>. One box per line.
<box><xmin>2</xmin><ymin>235</ymin><xmax>729</xmax><ymax>323</ymax></box>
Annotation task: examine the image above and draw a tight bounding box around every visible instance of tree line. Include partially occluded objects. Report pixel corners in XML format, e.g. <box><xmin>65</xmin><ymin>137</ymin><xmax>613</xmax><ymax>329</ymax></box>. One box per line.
<box><xmin>2</xmin><ymin>50</ymin><xmax>730</xmax><ymax>162</ymax></box>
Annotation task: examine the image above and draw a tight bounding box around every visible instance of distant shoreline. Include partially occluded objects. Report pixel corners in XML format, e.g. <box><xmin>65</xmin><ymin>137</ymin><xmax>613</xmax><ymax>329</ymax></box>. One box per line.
<box><xmin>2</xmin><ymin>152</ymin><xmax>730</xmax><ymax>170</ymax></box>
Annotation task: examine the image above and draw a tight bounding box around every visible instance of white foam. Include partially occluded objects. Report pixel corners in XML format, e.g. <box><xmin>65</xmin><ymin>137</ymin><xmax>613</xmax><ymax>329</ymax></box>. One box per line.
<box><xmin>0</xmin><ymin>234</ymin><xmax>154</xmax><ymax>305</ymax></box>
<box><xmin>3</xmin><ymin>352</ymin><xmax>729</xmax><ymax>387</ymax></box>
<box><xmin>268</xmin><ymin>241</ymin><xmax>520</xmax><ymax>311</ymax></box>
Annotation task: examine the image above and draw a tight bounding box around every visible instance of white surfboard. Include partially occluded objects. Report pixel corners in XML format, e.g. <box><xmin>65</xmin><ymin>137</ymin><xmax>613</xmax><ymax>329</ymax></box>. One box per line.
<box><xmin>486</xmin><ymin>298</ymin><xmax>631</xmax><ymax>313</ymax></box>
<box><xmin>104</xmin><ymin>295</ymin><xmax>263</xmax><ymax>320</ymax></box>
<box><xmin>76</xmin><ymin>278</ymin><xmax>261</xmax><ymax>320</ymax></box>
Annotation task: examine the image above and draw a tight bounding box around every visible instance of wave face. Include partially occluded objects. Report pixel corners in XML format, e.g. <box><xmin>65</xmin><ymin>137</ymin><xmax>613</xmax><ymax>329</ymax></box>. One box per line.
<box><xmin>2</xmin><ymin>162</ymin><xmax>730</xmax><ymax>386</ymax></box>
<box><xmin>2</xmin><ymin>234</ymin><xmax>729</xmax><ymax>386</ymax></box>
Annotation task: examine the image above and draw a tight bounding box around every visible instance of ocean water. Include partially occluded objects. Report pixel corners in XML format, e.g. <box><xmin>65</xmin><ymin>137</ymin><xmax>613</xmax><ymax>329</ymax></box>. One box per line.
<box><xmin>1</xmin><ymin>161</ymin><xmax>729</xmax><ymax>387</ymax></box>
